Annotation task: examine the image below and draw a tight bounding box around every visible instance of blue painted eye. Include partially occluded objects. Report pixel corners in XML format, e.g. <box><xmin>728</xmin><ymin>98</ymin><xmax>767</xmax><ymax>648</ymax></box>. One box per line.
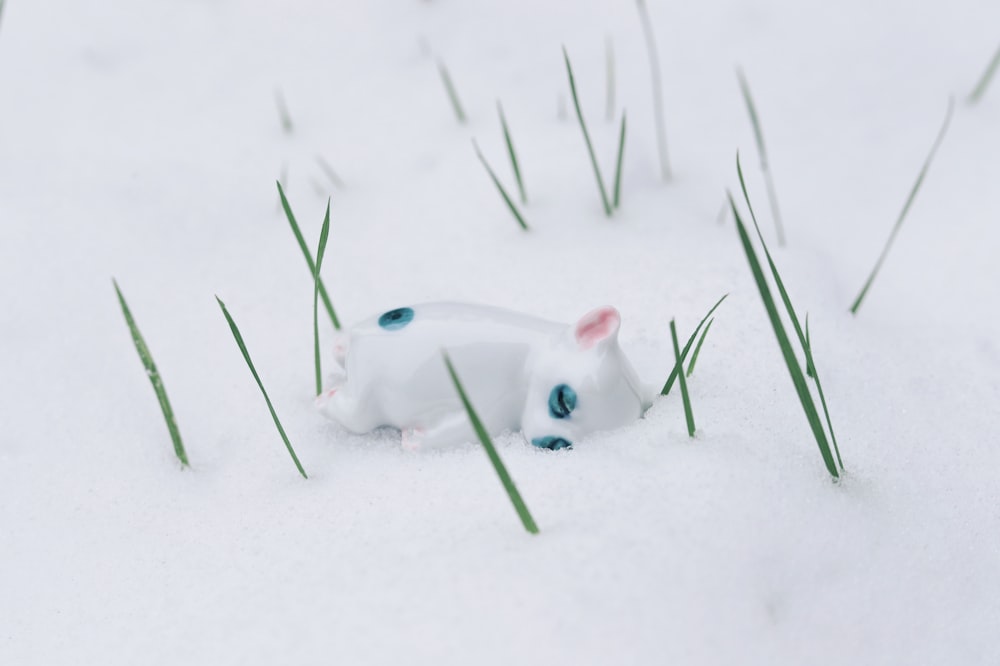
<box><xmin>378</xmin><ymin>307</ymin><xmax>414</xmax><ymax>330</ymax></box>
<box><xmin>548</xmin><ymin>384</ymin><xmax>577</xmax><ymax>419</ymax></box>
<box><xmin>531</xmin><ymin>436</ymin><xmax>573</xmax><ymax>451</ymax></box>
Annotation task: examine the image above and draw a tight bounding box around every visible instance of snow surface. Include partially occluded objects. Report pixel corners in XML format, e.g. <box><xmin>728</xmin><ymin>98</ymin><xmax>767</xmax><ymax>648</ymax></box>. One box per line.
<box><xmin>2</xmin><ymin>0</ymin><xmax>999</xmax><ymax>664</ymax></box>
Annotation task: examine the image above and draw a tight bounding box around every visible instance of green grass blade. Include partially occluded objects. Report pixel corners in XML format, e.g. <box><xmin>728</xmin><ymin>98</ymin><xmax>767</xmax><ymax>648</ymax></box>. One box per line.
<box><xmin>113</xmin><ymin>279</ymin><xmax>189</xmax><ymax>467</ymax></box>
<box><xmin>729</xmin><ymin>193</ymin><xmax>838</xmax><ymax>479</ymax></box>
<box><xmin>563</xmin><ymin>46</ymin><xmax>613</xmax><ymax>217</ymax></box>
<box><xmin>613</xmin><ymin>112</ymin><xmax>627</xmax><ymax>209</ymax></box>
<box><xmin>805</xmin><ymin>315</ymin><xmax>843</xmax><ymax>471</ymax></box>
<box><xmin>670</xmin><ymin>320</ymin><xmax>696</xmax><ymax>437</ymax></box>
<box><xmin>968</xmin><ymin>42</ymin><xmax>1000</xmax><ymax>104</ymax></box>
<box><xmin>443</xmin><ymin>353</ymin><xmax>539</xmax><ymax>534</ymax></box>
<box><xmin>635</xmin><ymin>0</ymin><xmax>671</xmax><ymax>181</ymax></box>
<box><xmin>216</xmin><ymin>296</ymin><xmax>308</xmax><ymax>479</ymax></box>
<box><xmin>313</xmin><ymin>200</ymin><xmax>331</xmax><ymax>396</ymax></box>
<box><xmin>605</xmin><ymin>34</ymin><xmax>616</xmax><ymax>123</ymax></box>
<box><xmin>736</xmin><ymin>68</ymin><xmax>785</xmax><ymax>246</ymax></box>
<box><xmin>497</xmin><ymin>101</ymin><xmax>527</xmax><ymax>205</ymax></box>
<box><xmin>473</xmin><ymin>139</ymin><xmax>530</xmax><ymax>231</ymax></box>
<box><xmin>437</xmin><ymin>60</ymin><xmax>467</xmax><ymax>124</ymax></box>
<box><xmin>660</xmin><ymin>293</ymin><xmax>728</xmax><ymax>395</ymax></box>
<box><xmin>850</xmin><ymin>98</ymin><xmax>954</xmax><ymax>315</ymax></box>
<box><xmin>686</xmin><ymin>317</ymin><xmax>715</xmax><ymax>378</ymax></box>
<box><xmin>276</xmin><ymin>181</ymin><xmax>342</xmax><ymax>329</ymax></box>
<box><xmin>315</xmin><ymin>156</ymin><xmax>345</xmax><ymax>189</ymax></box>
<box><xmin>275</xmin><ymin>89</ymin><xmax>293</xmax><ymax>135</ymax></box>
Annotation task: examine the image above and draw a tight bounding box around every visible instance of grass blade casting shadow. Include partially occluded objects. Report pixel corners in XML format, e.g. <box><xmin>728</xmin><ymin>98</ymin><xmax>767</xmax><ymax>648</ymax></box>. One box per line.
<box><xmin>850</xmin><ymin>98</ymin><xmax>954</xmax><ymax>315</ymax></box>
<box><xmin>313</xmin><ymin>200</ymin><xmax>331</xmax><ymax>396</ymax></box>
<box><xmin>113</xmin><ymin>279</ymin><xmax>189</xmax><ymax>467</ymax></box>
<box><xmin>729</xmin><ymin>193</ymin><xmax>839</xmax><ymax>480</ymax></box>
<box><xmin>443</xmin><ymin>353</ymin><xmax>539</xmax><ymax>535</ymax></box>
<box><xmin>437</xmin><ymin>60</ymin><xmax>467</xmax><ymax>124</ymax></box>
<box><xmin>473</xmin><ymin>140</ymin><xmax>530</xmax><ymax>231</ymax></box>
<box><xmin>217</xmin><ymin>296</ymin><xmax>308</xmax><ymax>479</ymax></box>
<box><xmin>497</xmin><ymin>101</ymin><xmax>527</xmax><ymax>204</ymax></box>
<box><xmin>277</xmin><ymin>181</ymin><xmax>341</xmax><ymax>329</ymax></box>
<box><xmin>670</xmin><ymin>320</ymin><xmax>696</xmax><ymax>437</ymax></box>
<box><xmin>613</xmin><ymin>112</ymin><xmax>627</xmax><ymax>209</ymax></box>
<box><xmin>661</xmin><ymin>294</ymin><xmax>728</xmax><ymax>395</ymax></box>
<box><xmin>968</xmin><ymin>43</ymin><xmax>1000</xmax><ymax>104</ymax></box>
<box><xmin>315</xmin><ymin>156</ymin><xmax>345</xmax><ymax>190</ymax></box>
<box><xmin>686</xmin><ymin>317</ymin><xmax>715</xmax><ymax>378</ymax></box>
<box><xmin>737</xmin><ymin>68</ymin><xmax>785</xmax><ymax>246</ymax></box>
<box><xmin>635</xmin><ymin>0</ymin><xmax>671</xmax><ymax>181</ymax></box>
<box><xmin>563</xmin><ymin>46</ymin><xmax>613</xmax><ymax>217</ymax></box>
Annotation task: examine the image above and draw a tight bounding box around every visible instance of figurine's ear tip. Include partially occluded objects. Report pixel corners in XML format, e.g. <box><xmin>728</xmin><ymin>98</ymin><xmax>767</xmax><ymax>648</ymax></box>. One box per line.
<box><xmin>574</xmin><ymin>306</ymin><xmax>621</xmax><ymax>349</ymax></box>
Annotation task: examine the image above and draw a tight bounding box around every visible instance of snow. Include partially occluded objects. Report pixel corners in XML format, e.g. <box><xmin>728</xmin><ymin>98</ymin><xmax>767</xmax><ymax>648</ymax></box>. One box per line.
<box><xmin>2</xmin><ymin>0</ymin><xmax>999</xmax><ymax>663</ymax></box>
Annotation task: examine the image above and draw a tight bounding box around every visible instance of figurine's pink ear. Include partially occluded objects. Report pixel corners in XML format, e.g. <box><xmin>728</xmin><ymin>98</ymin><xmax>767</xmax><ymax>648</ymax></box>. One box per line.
<box><xmin>574</xmin><ymin>306</ymin><xmax>621</xmax><ymax>350</ymax></box>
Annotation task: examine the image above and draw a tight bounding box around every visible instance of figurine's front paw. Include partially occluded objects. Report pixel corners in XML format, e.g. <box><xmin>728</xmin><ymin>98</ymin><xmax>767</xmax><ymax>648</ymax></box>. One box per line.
<box><xmin>401</xmin><ymin>427</ymin><xmax>425</xmax><ymax>452</ymax></box>
<box><xmin>314</xmin><ymin>387</ymin><xmax>338</xmax><ymax>408</ymax></box>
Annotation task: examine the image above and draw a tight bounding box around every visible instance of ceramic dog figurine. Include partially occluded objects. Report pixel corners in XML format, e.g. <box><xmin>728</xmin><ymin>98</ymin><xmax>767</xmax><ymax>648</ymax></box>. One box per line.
<box><xmin>316</xmin><ymin>302</ymin><xmax>651</xmax><ymax>450</ymax></box>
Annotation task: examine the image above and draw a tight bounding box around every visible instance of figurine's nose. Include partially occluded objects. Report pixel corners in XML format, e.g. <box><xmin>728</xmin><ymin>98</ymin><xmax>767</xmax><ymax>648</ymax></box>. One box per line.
<box><xmin>531</xmin><ymin>436</ymin><xmax>573</xmax><ymax>451</ymax></box>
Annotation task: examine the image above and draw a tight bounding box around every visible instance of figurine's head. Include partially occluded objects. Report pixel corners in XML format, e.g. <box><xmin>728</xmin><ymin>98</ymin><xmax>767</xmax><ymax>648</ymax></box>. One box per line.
<box><xmin>521</xmin><ymin>306</ymin><xmax>651</xmax><ymax>450</ymax></box>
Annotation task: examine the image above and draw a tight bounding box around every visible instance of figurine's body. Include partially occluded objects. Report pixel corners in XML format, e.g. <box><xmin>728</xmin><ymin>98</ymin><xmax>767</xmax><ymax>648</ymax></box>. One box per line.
<box><xmin>317</xmin><ymin>302</ymin><xmax>651</xmax><ymax>450</ymax></box>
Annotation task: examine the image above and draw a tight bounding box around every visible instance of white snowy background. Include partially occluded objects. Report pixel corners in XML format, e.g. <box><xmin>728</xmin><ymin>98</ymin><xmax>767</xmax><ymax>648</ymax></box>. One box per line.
<box><xmin>1</xmin><ymin>0</ymin><xmax>998</xmax><ymax>664</ymax></box>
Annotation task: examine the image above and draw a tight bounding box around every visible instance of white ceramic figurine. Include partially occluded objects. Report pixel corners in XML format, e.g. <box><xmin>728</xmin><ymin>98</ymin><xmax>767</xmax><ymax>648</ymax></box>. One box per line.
<box><xmin>316</xmin><ymin>302</ymin><xmax>652</xmax><ymax>451</ymax></box>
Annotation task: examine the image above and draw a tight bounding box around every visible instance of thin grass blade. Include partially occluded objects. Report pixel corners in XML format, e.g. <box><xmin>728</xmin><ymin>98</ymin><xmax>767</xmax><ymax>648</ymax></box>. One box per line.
<box><xmin>805</xmin><ymin>315</ymin><xmax>844</xmax><ymax>471</ymax></box>
<box><xmin>736</xmin><ymin>68</ymin><xmax>785</xmax><ymax>246</ymax></box>
<box><xmin>850</xmin><ymin>98</ymin><xmax>954</xmax><ymax>315</ymax></box>
<box><xmin>968</xmin><ymin>43</ymin><xmax>1000</xmax><ymax>104</ymax></box>
<box><xmin>113</xmin><ymin>279</ymin><xmax>189</xmax><ymax>467</ymax></box>
<box><xmin>563</xmin><ymin>46</ymin><xmax>613</xmax><ymax>217</ymax></box>
<box><xmin>437</xmin><ymin>60</ymin><xmax>467</xmax><ymax>124</ymax></box>
<box><xmin>497</xmin><ymin>101</ymin><xmax>527</xmax><ymax>204</ymax></box>
<box><xmin>660</xmin><ymin>293</ymin><xmax>728</xmax><ymax>395</ymax></box>
<box><xmin>613</xmin><ymin>112</ymin><xmax>627</xmax><ymax>209</ymax></box>
<box><xmin>686</xmin><ymin>317</ymin><xmax>715</xmax><ymax>378</ymax></box>
<box><xmin>670</xmin><ymin>320</ymin><xmax>696</xmax><ymax>437</ymax></box>
<box><xmin>473</xmin><ymin>140</ymin><xmax>530</xmax><ymax>231</ymax></box>
<box><xmin>315</xmin><ymin>156</ymin><xmax>345</xmax><ymax>189</ymax></box>
<box><xmin>635</xmin><ymin>0</ymin><xmax>671</xmax><ymax>180</ymax></box>
<box><xmin>729</xmin><ymin>193</ymin><xmax>838</xmax><ymax>479</ymax></box>
<box><xmin>275</xmin><ymin>90</ymin><xmax>293</xmax><ymax>135</ymax></box>
<box><xmin>443</xmin><ymin>353</ymin><xmax>539</xmax><ymax>534</ymax></box>
<box><xmin>216</xmin><ymin>296</ymin><xmax>308</xmax><ymax>479</ymax></box>
<box><xmin>313</xmin><ymin>200</ymin><xmax>331</xmax><ymax>396</ymax></box>
<box><xmin>276</xmin><ymin>181</ymin><xmax>341</xmax><ymax>329</ymax></box>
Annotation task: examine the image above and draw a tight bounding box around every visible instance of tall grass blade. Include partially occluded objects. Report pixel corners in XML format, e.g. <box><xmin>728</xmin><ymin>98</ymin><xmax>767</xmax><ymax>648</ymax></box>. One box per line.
<box><xmin>315</xmin><ymin>156</ymin><xmax>345</xmax><ymax>189</ymax></box>
<box><xmin>313</xmin><ymin>200</ymin><xmax>331</xmax><ymax>396</ymax></box>
<box><xmin>736</xmin><ymin>68</ymin><xmax>785</xmax><ymax>246</ymax></box>
<box><xmin>112</xmin><ymin>279</ymin><xmax>189</xmax><ymax>467</ymax></box>
<box><xmin>686</xmin><ymin>317</ymin><xmax>715</xmax><ymax>378</ymax></box>
<box><xmin>276</xmin><ymin>181</ymin><xmax>341</xmax><ymax>329</ymax></box>
<box><xmin>850</xmin><ymin>98</ymin><xmax>954</xmax><ymax>315</ymax></box>
<box><xmin>497</xmin><ymin>101</ymin><xmax>527</xmax><ymax>204</ymax></box>
<box><xmin>443</xmin><ymin>353</ymin><xmax>539</xmax><ymax>534</ymax></box>
<box><xmin>473</xmin><ymin>140</ymin><xmax>530</xmax><ymax>231</ymax></box>
<box><xmin>635</xmin><ymin>0</ymin><xmax>671</xmax><ymax>181</ymax></box>
<box><xmin>670</xmin><ymin>320</ymin><xmax>696</xmax><ymax>437</ymax></box>
<box><xmin>660</xmin><ymin>293</ymin><xmax>728</xmax><ymax>395</ymax></box>
<box><xmin>968</xmin><ymin>43</ymin><xmax>1000</xmax><ymax>104</ymax></box>
<box><xmin>805</xmin><ymin>315</ymin><xmax>843</xmax><ymax>471</ymax></box>
<box><xmin>275</xmin><ymin>90</ymin><xmax>294</xmax><ymax>135</ymax></box>
<box><xmin>613</xmin><ymin>112</ymin><xmax>627</xmax><ymax>209</ymax></box>
<box><xmin>216</xmin><ymin>296</ymin><xmax>308</xmax><ymax>479</ymax></box>
<box><xmin>563</xmin><ymin>46</ymin><xmax>613</xmax><ymax>217</ymax></box>
<box><xmin>605</xmin><ymin>35</ymin><xmax>616</xmax><ymax>123</ymax></box>
<box><xmin>729</xmin><ymin>193</ymin><xmax>838</xmax><ymax>479</ymax></box>
<box><xmin>437</xmin><ymin>60</ymin><xmax>467</xmax><ymax>124</ymax></box>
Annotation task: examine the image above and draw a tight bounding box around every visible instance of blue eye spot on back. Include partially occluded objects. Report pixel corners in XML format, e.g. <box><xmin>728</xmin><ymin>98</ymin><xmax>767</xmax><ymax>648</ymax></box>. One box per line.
<box><xmin>378</xmin><ymin>307</ymin><xmax>414</xmax><ymax>331</ymax></box>
<box><xmin>548</xmin><ymin>384</ymin><xmax>577</xmax><ymax>419</ymax></box>
<box><xmin>531</xmin><ymin>436</ymin><xmax>573</xmax><ymax>451</ymax></box>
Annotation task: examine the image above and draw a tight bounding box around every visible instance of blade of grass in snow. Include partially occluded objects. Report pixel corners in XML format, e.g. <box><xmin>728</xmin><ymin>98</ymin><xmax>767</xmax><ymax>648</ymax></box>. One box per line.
<box><xmin>315</xmin><ymin>156</ymin><xmax>345</xmax><ymax>189</ymax></box>
<box><xmin>276</xmin><ymin>181</ymin><xmax>342</xmax><ymax>329</ymax></box>
<box><xmin>563</xmin><ymin>46</ymin><xmax>613</xmax><ymax>217</ymax></box>
<box><xmin>473</xmin><ymin>140</ymin><xmax>530</xmax><ymax>231</ymax></box>
<box><xmin>497</xmin><ymin>101</ymin><xmax>527</xmax><ymax>204</ymax></box>
<box><xmin>113</xmin><ymin>279</ymin><xmax>189</xmax><ymax>467</ymax></box>
<box><xmin>605</xmin><ymin>35</ymin><xmax>616</xmax><ymax>123</ymax></box>
<box><xmin>660</xmin><ymin>294</ymin><xmax>728</xmax><ymax>395</ymax></box>
<box><xmin>613</xmin><ymin>112</ymin><xmax>626</xmax><ymax>209</ymax></box>
<box><xmin>805</xmin><ymin>315</ymin><xmax>844</xmax><ymax>471</ymax></box>
<box><xmin>313</xmin><ymin>200</ymin><xmax>331</xmax><ymax>396</ymax></box>
<box><xmin>850</xmin><ymin>98</ymin><xmax>954</xmax><ymax>315</ymax></box>
<box><xmin>736</xmin><ymin>68</ymin><xmax>785</xmax><ymax>246</ymax></box>
<box><xmin>968</xmin><ymin>43</ymin><xmax>1000</xmax><ymax>104</ymax></box>
<box><xmin>729</xmin><ymin>193</ymin><xmax>839</xmax><ymax>480</ymax></box>
<box><xmin>443</xmin><ymin>353</ymin><xmax>539</xmax><ymax>535</ymax></box>
<box><xmin>275</xmin><ymin>89</ymin><xmax>293</xmax><ymax>135</ymax></box>
<box><xmin>686</xmin><ymin>318</ymin><xmax>714</xmax><ymax>378</ymax></box>
<box><xmin>437</xmin><ymin>60</ymin><xmax>466</xmax><ymax>124</ymax></box>
<box><xmin>217</xmin><ymin>296</ymin><xmax>308</xmax><ymax>479</ymax></box>
<box><xmin>635</xmin><ymin>0</ymin><xmax>671</xmax><ymax>181</ymax></box>
<box><xmin>670</xmin><ymin>319</ymin><xmax>696</xmax><ymax>437</ymax></box>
